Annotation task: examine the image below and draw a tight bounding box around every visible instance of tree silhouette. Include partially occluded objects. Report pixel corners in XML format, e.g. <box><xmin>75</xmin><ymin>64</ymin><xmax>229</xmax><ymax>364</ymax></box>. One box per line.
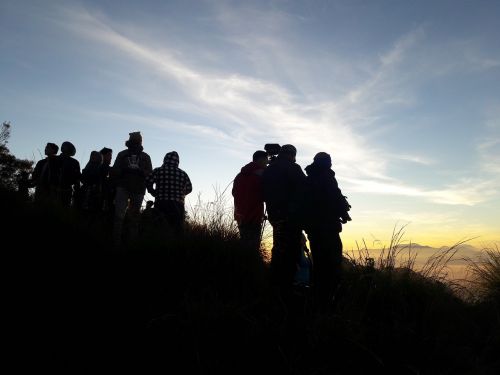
<box><xmin>0</xmin><ymin>121</ymin><xmax>33</xmax><ymax>192</ymax></box>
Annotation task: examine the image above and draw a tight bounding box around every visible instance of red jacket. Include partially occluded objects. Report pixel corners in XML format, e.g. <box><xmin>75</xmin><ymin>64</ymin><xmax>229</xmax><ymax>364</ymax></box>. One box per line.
<box><xmin>232</xmin><ymin>162</ymin><xmax>265</xmax><ymax>225</ymax></box>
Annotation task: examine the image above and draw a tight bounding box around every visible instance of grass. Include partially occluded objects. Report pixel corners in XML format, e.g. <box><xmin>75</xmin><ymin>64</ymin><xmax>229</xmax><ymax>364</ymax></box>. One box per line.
<box><xmin>3</xmin><ymin>187</ymin><xmax>499</xmax><ymax>374</ymax></box>
<box><xmin>465</xmin><ymin>245</ymin><xmax>500</xmax><ymax>304</ymax></box>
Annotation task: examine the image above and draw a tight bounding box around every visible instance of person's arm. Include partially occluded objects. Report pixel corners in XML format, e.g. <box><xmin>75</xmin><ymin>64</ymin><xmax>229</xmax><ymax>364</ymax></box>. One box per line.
<box><xmin>184</xmin><ymin>173</ymin><xmax>193</xmax><ymax>195</ymax></box>
<box><xmin>145</xmin><ymin>170</ymin><xmax>156</xmax><ymax>196</ymax></box>
<box><xmin>30</xmin><ymin>160</ymin><xmax>43</xmax><ymax>187</ymax></box>
<box><xmin>73</xmin><ymin>160</ymin><xmax>81</xmax><ymax>190</ymax></box>
<box><xmin>144</xmin><ymin>154</ymin><xmax>153</xmax><ymax>177</ymax></box>
<box><xmin>111</xmin><ymin>151</ymin><xmax>124</xmax><ymax>177</ymax></box>
<box><xmin>291</xmin><ymin>163</ymin><xmax>306</xmax><ymax>185</ymax></box>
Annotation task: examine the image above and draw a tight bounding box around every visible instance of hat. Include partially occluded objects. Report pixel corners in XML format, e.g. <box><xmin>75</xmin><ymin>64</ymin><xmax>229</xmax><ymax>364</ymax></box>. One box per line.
<box><xmin>313</xmin><ymin>152</ymin><xmax>332</xmax><ymax>168</ymax></box>
<box><xmin>61</xmin><ymin>141</ymin><xmax>76</xmax><ymax>156</ymax></box>
<box><xmin>89</xmin><ymin>151</ymin><xmax>103</xmax><ymax>164</ymax></box>
<box><xmin>46</xmin><ymin>143</ymin><xmax>59</xmax><ymax>153</ymax></box>
<box><xmin>313</xmin><ymin>152</ymin><xmax>331</xmax><ymax>162</ymax></box>
<box><xmin>128</xmin><ymin>131</ymin><xmax>142</xmax><ymax>144</ymax></box>
<box><xmin>252</xmin><ymin>150</ymin><xmax>268</xmax><ymax>162</ymax></box>
<box><xmin>279</xmin><ymin>144</ymin><xmax>297</xmax><ymax>156</ymax></box>
<box><xmin>100</xmin><ymin>147</ymin><xmax>112</xmax><ymax>155</ymax></box>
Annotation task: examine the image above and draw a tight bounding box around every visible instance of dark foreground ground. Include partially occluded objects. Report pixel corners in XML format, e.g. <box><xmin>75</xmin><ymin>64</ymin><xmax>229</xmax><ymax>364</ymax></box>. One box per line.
<box><xmin>3</xmin><ymin>189</ymin><xmax>499</xmax><ymax>374</ymax></box>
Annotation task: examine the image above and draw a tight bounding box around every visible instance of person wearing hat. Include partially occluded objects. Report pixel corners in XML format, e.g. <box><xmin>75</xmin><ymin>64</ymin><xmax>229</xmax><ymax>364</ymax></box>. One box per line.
<box><xmin>232</xmin><ymin>150</ymin><xmax>269</xmax><ymax>251</ymax></box>
<box><xmin>303</xmin><ymin>152</ymin><xmax>351</xmax><ymax>307</ymax></box>
<box><xmin>146</xmin><ymin>151</ymin><xmax>192</xmax><ymax>235</ymax></box>
<box><xmin>31</xmin><ymin>142</ymin><xmax>60</xmax><ymax>202</ymax></box>
<box><xmin>262</xmin><ymin>144</ymin><xmax>306</xmax><ymax>290</ymax></box>
<box><xmin>57</xmin><ymin>141</ymin><xmax>81</xmax><ymax>207</ymax></box>
<box><xmin>112</xmin><ymin>132</ymin><xmax>152</xmax><ymax>245</ymax></box>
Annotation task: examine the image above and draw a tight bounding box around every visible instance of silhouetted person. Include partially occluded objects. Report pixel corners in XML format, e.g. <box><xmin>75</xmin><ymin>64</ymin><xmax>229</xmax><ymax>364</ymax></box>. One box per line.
<box><xmin>81</xmin><ymin>151</ymin><xmax>104</xmax><ymax>213</ymax></box>
<box><xmin>57</xmin><ymin>141</ymin><xmax>81</xmax><ymax>207</ymax></box>
<box><xmin>232</xmin><ymin>150</ymin><xmax>268</xmax><ymax>251</ymax></box>
<box><xmin>262</xmin><ymin>144</ymin><xmax>306</xmax><ymax>290</ymax></box>
<box><xmin>303</xmin><ymin>152</ymin><xmax>351</xmax><ymax>307</ymax></box>
<box><xmin>99</xmin><ymin>147</ymin><xmax>114</xmax><ymax>214</ymax></box>
<box><xmin>31</xmin><ymin>142</ymin><xmax>60</xmax><ymax>202</ymax></box>
<box><xmin>112</xmin><ymin>132</ymin><xmax>152</xmax><ymax>245</ymax></box>
<box><xmin>146</xmin><ymin>151</ymin><xmax>192</xmax><ymax>235</ymax></box>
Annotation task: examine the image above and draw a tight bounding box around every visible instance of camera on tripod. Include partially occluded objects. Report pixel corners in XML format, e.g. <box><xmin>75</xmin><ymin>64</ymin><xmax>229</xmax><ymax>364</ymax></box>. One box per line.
<box><xmin>264</xmin><ymin>143</ymin><xmax>281</xmax><ymax>163</ymax></box>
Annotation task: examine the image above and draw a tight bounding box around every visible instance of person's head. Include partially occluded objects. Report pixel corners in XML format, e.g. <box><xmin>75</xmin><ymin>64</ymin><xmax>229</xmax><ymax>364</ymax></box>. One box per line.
<box><xmin>313</xmin><ymin>152</ymin><xmax>332</xmax><ymax>169</ymax></box>
<box><xmin>100</xmin><ymin>147</ymin><xmax>113</xmax><ymax>165</ymax></box>
<box><xmin>125</xmin><ymin>131</ymin><xmax>142</xmax><ymax>148</ymax></box>
<box><xmin>279</xmin><ymin>144</ymin><xmax>297</xmax><ymax>162</ymax></box>
<box><xmin>61</xmin><ymin>141</ymin><xmax>76</xmax><ymax>156</ymax></box>
<box><xmin>44</xmin><ymin>143</ymin><xmax>59</xmax><ymax>157</ymax></box>
<box><xmin>146</xmin><ymin>200</ymin><xmax>154</xmax><ymax>209</ymax></box>
<box><xmin>252</xmin><ymin>150</ymin><xmax>268</xmax><ymax>168</ymax></box>
<box><xmin>163</xmin><ymin>151</ymin><xmax>179</xmax><ymax>167</ymax></box>
<box><xmin>89</xmin><ymin>151</ymin><xmax>103</xmax><ymax>164</ymax></box>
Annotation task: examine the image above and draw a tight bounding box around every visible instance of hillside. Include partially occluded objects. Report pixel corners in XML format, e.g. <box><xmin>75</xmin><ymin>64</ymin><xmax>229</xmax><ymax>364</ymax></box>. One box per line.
<box><xmin>3</xmin><ymin>188</ymin><xmax>499</xmax><ymax>374</ymax></box>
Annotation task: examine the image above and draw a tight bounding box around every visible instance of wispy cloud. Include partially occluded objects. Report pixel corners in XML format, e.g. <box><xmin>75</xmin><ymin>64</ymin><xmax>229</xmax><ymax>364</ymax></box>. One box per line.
<box><xmin>346</xmin><ymin>176</ymin><xmax>497</xmax><ymax>206</ymax></box>
<box><xmin>49</xmin><ymin>3</ymin><xmax>497</xmax><ymax>206</ymax></box>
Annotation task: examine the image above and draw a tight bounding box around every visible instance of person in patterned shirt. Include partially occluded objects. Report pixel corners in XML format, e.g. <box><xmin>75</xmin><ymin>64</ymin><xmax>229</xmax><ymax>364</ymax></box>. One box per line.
<box><xmin>146</xmin><ymin>151</ymin><xmax>192</xmax><ymax>235</ymax></box>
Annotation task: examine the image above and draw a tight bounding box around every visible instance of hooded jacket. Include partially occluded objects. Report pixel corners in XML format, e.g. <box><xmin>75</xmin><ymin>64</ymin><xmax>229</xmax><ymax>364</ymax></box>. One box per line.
<box><xmin>112</xmin><ymin>143</ymin><xmax>153</xmax><ymax>194</ymax></box>
<box><xmin>232</xmin><ymin>161</ymin><xmax>265</xmax><ymax>225</ymax></box>
<box><xmin>303</xmin><ymin>162</ymin><xmax>350</xmax><ymax>232</ymax></box>
<box><xmin>146</xmin><ymin>152</ymin><xmax>192</xmax><ymax>203</ymax></box>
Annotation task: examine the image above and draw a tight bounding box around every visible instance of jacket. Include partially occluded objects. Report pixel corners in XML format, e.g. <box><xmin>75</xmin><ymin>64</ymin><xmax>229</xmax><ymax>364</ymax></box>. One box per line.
<box><xmin>146</xmin><ymin>152</ymin><xmax>192</xmax><ymax>203</ymax></box>
<box><xmin>232</xmin><ymin>161</ymin><xmax>265</xmax><ymax>225</ymax></box>
<box><xmin>112</xmin><ymin>145</ymin><xmax>152</xmax><ymax>194</ymax></box>
<box><xmin>303</xmin><ymin>162</ymin><xmax>350</xmax><ymax>232</ymax></box>
<box><xmin>262</xmin><ymin>156</ymin><xmax>306</xmax><ymax>221</ymax></box>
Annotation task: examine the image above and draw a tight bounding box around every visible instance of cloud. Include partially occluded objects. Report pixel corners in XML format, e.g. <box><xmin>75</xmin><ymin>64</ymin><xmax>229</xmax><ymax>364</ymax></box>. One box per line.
<box><xmin>49</xmin><ymin>3</ymin><xmax>498</xmax><ymax>206</ymax></box>
<box><xmin>346</xmin><ymin>176</ymin><xmax>497</xmax><ymax>206</ymax></box>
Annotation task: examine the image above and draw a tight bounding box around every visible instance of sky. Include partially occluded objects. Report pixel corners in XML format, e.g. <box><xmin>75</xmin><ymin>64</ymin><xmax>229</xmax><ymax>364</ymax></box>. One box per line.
<box><xmin>1</xmin><ymin>0</ymin><xmax>499</xmax><ymax>250</ymax></box>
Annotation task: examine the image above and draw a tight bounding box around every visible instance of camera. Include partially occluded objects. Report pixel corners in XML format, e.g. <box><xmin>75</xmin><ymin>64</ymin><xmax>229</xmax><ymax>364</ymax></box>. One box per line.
<box><xmin>264</xmin><ymin>143</ymin><xmax>281</xmax><ymax>163</ymax></box>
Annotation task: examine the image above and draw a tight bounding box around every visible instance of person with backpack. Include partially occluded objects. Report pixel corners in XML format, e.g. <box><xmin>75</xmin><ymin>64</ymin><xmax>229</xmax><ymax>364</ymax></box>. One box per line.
<box><xmin>31</xmin><ymin>142</ymin><xmax>60</xmax><ymax>202</ymax></box>
<box><xmin>262</xmin><ymin>144</ymin><xmax>306</xmax><ymax>290</ymax></box>
<box><xmin>112</xmin><ymin>132</ymin><xmax>152</xmax><ymax>245</ymax></box>
<box><xmin>303</xmin><ymin>152</ymin><xmax>351</xmax><ymax>307</ymax></box>
<box><xmin>146</xmin><ymin>151</ymin><xmax>192</xmax><ymax>235</ymax></box>
<box><xmin>57</xmin><ymin>141</ymin><xmax>81</xmax><ymax>207</ymax></box>
<box><xmin>232</xmin><ymin>150</ymin><xmax>268</xmax><ymax>251</ymax></box>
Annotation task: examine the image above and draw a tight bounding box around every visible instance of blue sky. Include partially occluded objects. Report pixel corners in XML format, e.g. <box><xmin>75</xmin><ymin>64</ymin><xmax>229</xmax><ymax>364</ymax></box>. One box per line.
<box><xmin>1</xmin><ymin>0</ymin><xmax>499</xmax><ymax>248</ymax></box>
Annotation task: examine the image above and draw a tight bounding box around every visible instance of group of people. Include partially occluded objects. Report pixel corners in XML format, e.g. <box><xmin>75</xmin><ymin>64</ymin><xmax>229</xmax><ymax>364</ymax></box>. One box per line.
<box><xmin>30</xmin><ymin>132</ymin><xmax>351</xmax><ymax>305</ymax></box>
<box><xmin>30</xmin><ymin>132</ymin><xmax>192</xmax><ymax>246</ymax></box>
<box><xmin>232</xmin><ymin>144</ymin><xmax>351</xmax><ymax>305</ymax></box>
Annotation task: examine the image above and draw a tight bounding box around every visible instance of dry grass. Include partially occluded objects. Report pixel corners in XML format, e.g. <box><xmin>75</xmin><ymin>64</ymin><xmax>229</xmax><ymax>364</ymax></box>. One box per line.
<box><xmin>187</xmin><ymin>189</ymin><xmax>239</xmax><ymax>241</ymax></box>
<box><xmin>465</xmin><ymin>244</ymin><xmax>500</xmax><ymax>302</ymax></box>
<box><xmin>346</xmin><ymin>224</ymin><xmax>418</xmax><ymax>271</ymax></box>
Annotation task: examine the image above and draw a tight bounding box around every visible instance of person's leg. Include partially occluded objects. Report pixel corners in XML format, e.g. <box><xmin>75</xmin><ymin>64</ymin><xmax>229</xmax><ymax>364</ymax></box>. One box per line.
<box><xmin>113</xmin><ymin>187</ymin><xmax>129</xmax><ymax>246</ymax></box>
<box><xmin>270</xmin><ymin>219</ymin><xmax>286</xmax><ymax>287</ymax></box>
<box><xmin>270</xmin><ymin>219</ymin><xmax>302</xmax><ymax>289</ymax></box>
<box><xmin>169</xmin><ymin>201</ymin><xmax>185</xmax><ymax>236</ymax></box>
<box><xmin>282</xmin><ymin>222</ymin><xmax>303</xmax><ymax>287</ymax></box>
<box><xmin>309</xmin><ymin>230</ymin><xmax>342</xmax><ymax>307</ymax></box>
<box><xmin>331</xmin><ymin>232</ymin><xmax>343</xmax><ymax>293</ymax></box>
<box><xmin>155</xmin><ymin>200</ymin><xmax>184</xmax><ymax>235</ymax></box>
<box><xmin>238</xmin><ymin>223</ymin><xmax>262</xmax><ymax>251</ymax></box>
<box><xmin>128</xmin><ymin>193</ymin><xmax>144</xmax><ymax>241</ymax></box>
<box><xmin>309</xmin><ymin>230</ymin><xmax>331</xmax><ymax>304</ymax></box>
